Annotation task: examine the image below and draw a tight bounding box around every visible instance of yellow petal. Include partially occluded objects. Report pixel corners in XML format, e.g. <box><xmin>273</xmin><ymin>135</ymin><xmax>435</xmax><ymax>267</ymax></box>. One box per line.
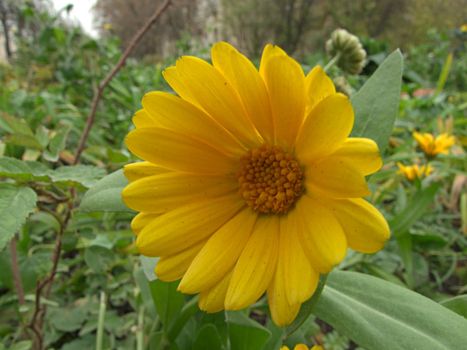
<box><xmin>142</xmin><ymin>91</ymin><xmax>245</xmax><ymax>156</ymax></box>
<box><xmin>125</xmin><ymin>127</ymin><xmax>237</xmax><ymax>175</ymax></box>
<box><xmin>295</xmin><ymin>94</ymin><xmax>354</xmax><ymax>162</ymax></box>
<box><xmin>211</xmin><ymin>42</ymin><xmax>274</xmax><ymax>144</ymax></box>
<box><xmin>305</xmin><ymin>157</ymin><xmax>371</xmax><ymax>198</ymax></box>
<box><xmin>162</xmin><ymin>66</ymin><xmax>195</xmax><ymax>101</ymax></box>
<box><xmin>132</xmin><ymin>109</ymin><xmax>159</xmax><ymax>128</ymax></box>
<box><xmin>199</xmin><ymin>270</ymin><xmax>233</xmax><ymax>313</ymax></box>
<box><xmin>122</xmin><ymin>172</ymin><xmax>237</xmax><ymax>213</ymax></box>
<box><xmin>322</xmin><ymin>198</ymin><xmax>390</xmax><ymax>253</ymax></box>
<box><xmin>130</xmin><ymin>212</ymin><xmax>159</xmax><ymax>235</ymax></box>
<box><xmin>263</xmin><ymin>54</ymin><xmax>306</xmax><ymax>148</ymax></box>
<box><xmin>279</xmin><ymin>215</ymin><xmax>320</xmax><ymax>305</ymax></box>
<box><xmin>268</xmin><ymin>259</ymin><xmax>301</xmax><ymax>326</ymax></box>
<box><xmin>280</xmin><ymin>347</ymin><xmax>290</xmax><ymax>350</ymax></box>
<box><xmin>164</xmin><ymin>56</ymin><xmax>263</xmax><ymax>148</ymax></box>
<box><xmin>305</xmin><ymin>65</ymin><xmax>336</xmax><ymax>111</ymax></box>
<box><xmin>123</xmin><ymin>162</ymin><xmax>169</xmax><ymax>182</ymax></box>
<box><xmin>330</xmin><ymin>138</ymin><xmax>382</xmax><ymax>175</ymax></box>
<box><xmin>259</xmin><ymin>44</ymin><xmax>287</xmax><ymax>78</ymax></box>
<box><xmin>179</xmin><ymin>208</ymin><xmax>257</xmax><ymax>293</ymax></box>
<box><xmin>155</xmin><ymin>240</ymin><xmax>206</xmax><ymax>282</ymax></box>
<box><xmin>296</xmin><ymin>196</ymin><xmax>347</xmax><ymax>273</ymax></box>
<box><xmin>136</xmin><ymin>194</ymin><xmax>244</xmax><ymax>256</ymax></box>
<box><xmin>225</xmin><ymin>215</ymin><xmax>279</xmax><ymax>310</ymax></box>
<box><xmin>295</xmin><ymin>345</ymin><xmax>310</xmax><ymax>350</ymax></box>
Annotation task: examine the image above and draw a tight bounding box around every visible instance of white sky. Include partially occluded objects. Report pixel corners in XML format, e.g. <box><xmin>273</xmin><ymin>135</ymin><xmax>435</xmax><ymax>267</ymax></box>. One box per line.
<box><xmin>52</xmin><ymin>0</ymin><xmax>98</xmax><ymax>37</ymax></box>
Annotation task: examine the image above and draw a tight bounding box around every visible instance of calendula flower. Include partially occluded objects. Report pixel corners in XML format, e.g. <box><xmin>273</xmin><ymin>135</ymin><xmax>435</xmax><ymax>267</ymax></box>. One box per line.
<box><xmin>413</xmin><ymin>132</ymin><xmax>455</xmax><ymax>157</ymax></box>
<box><xmin>397</xmin><ymin>163</ymin><xmax>433</xmax><ymax>181</ymax></box>
<box><xmin>122</xmin><ymin>42</ymin><xmax>390</xmax><ymax>326</ymax></box>
<box><xmin>281</xmin><ymin>344</ymin><xmax>322</xmax><ymax>350</ymax></box>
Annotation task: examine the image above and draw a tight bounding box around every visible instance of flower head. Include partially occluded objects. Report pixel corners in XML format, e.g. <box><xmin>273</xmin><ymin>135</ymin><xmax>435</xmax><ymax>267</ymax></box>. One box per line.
<box><xmin>397</xmin><ymin>162</ymin><xmax>433</xmax><ymax>181</ymax></box>
<box><xmin>325</xmin><ymin>28</ymin><xmax>366</xmax><ymax>74</ymax></box>
<box><xmin>281</xmin><ymin>344</ymin><xmax>323</xmax><ymax>350</ymax></box>
<box><xmin>122</xmin><ymin>42</ymin><xmax>390</xmax><ymax>326</ymax></box>
<box><xmin>413</xmin><ymin>132</ymin><xmax>455</xmax><ymax>157</ymax></box>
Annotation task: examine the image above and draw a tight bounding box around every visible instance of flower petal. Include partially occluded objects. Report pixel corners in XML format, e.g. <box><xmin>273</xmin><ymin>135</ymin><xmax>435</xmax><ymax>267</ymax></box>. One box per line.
<box><xmin>125</xmin><ymin>127</ymin><xmax>237</xmax><ymax>174</ymax></box>
<box><xmin>330</xmin><ymin>138</ymin><xmax>382</xmax><ymax>175</ymax></box>
<box><xmin>130</xmin><ymin>212</ymin><xmax>159</xmax><ymax>234</ymax></box>
<box><xmin>305</xmin><ymin>156</ymin><xmax>371</xmax><ymax>198</ymax></box>
<box><xmin>268</xmin><ymin>265</ymin><xmax>301</xmax><ymax>326</ymax></box>
<box><xmin>211</xmin><ymin>42</ymin><xmax>274</xmax><ymax>143</ymax></box>
<box><xmin>155</xmin><ymin>240</ymin><xmax>206</xmax><ymax>282</ymax></box>
<box><xmin>122</xmin><ymin>172</ymin><xmax>237</xmax><ymax>213</ymax></box>
<box><xmin>199</xmin><ymin>271</ymin><xmax>233</xmax><ymax>313</ymax></box>
<box><xmin>305</xmin><ymin>65</ymin><xmax>336</xmax><ymax>111</ymax></box>
<box><xmin>279</xmin><ymin>215</ymin><xmax>320</xmax><ymax>305</ymax></box>
<box><xmin>132</xmin><ymin>109</ymin><xmax>160</xmax><ymax>128</ymax></box>
<box><xmin>322</xmin><ymin>198</ymin><xmax>390</xmax><ymax>253</ymax></box>
<box><xmin>179</xmin><ymin>207</ymin><xmax>257</xmax><ymax>293</ymax></box>
<box><xmin>295</xmin><ymin>94</ymin><xmax>354</xmax><ymax>162</ymax></box>
<box><xmin>263</xmin><ymin>54</ymin><xmax>306</xmax><ymax>148</ymax></box>
<box><xmin>136</xmin><ymin>194</ymin><xmax>244</xmax><ymax>256</ymax></box>
<box><xmin>259</xmin><ymin>44</ymin><xmax>287</xmax><ymax>77</ymax></box>
<box><xmin>142</xmin><ymin>91</ymin><xmax>245</xmax><ymax>156</ymax></box>
<box><xmin>164</xmin><ymin>56</ymin><xmax>263</xmax><ymax>148</ymax></box>
<box><xmin>296</xmin><ymin>196</ymin><xmax>347</xmax><ymax>273</ymax></box>
<box><xmin>123</xmin><ymin>162</ymin><xmax>168</xmax><ymax>182</ymax></box>
<box><xmin>225</xmin><ymin>215</ymin><xmax>279</xmax><ymax>310</ymax></box>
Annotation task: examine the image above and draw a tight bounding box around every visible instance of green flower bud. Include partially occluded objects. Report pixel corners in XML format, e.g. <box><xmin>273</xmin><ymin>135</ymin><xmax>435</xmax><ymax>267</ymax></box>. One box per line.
<box><xmin>326</xmin><ymin>28</ymin><xmax>367</xmax><ymax>75</ymax></box>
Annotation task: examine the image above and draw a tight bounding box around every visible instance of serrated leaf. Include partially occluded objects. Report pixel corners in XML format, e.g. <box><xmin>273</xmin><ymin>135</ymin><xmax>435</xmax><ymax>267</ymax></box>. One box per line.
<box><xmin>0</xmin><ymin>184</ymin><xmax>37</xmax><ymax>251</ymax></box>
<box><xmin>80</xmin><ymin>169</ymin><xmax>132</xmax><ymax>212</ymax></box>
<box><xmin>50</xmin><ymin>165</ymin><xmax>106</xmax><ymax>188</ymax></box>
<box><xmin>0</xmin><ymin>157</ymin><xmax>50</xmax><ymax>181</ymax></box>
<box><xmin>351</xmin><ymin>50</ymin><xmax>403</xmax><ymax>151</ymax></box>
<box><xmin>314</xmin><ymin>270</ymin><xmax>467</xmax><ymax>350</ymax></box>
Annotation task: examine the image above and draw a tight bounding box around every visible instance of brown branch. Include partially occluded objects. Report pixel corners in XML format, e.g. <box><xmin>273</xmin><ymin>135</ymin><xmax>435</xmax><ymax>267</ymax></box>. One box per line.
<box><xmin>10</xmin><ymin>236</ymin><xmax>25</xmax><ymax>305</ymax></box>
<box><xmin>72</xmin><ymin>0</ymin><xmax>172</xmax><ymax>165</ymax></box>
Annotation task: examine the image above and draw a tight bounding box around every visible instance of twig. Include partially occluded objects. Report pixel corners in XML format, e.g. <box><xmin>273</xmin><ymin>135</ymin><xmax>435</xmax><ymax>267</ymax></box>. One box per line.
<box><xmin>72</xmin><ymin>0</ymin><xmax>172</xmax><ymax>165</ymax></box>
<box><xmin>10</xmin><ymin>236</ymin><xmax>25</xmax><ymax>305</ymax></box>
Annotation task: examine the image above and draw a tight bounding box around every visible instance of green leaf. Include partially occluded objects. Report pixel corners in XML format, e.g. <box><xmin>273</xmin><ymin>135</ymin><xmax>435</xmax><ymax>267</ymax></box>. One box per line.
<box><xmin>0</xmin><ymin>184</ymin><xmax>37</xmax><ymax>251</ymax></box>
<box><xmin>193</xmin><ymin>324</ymin><xmax>223</xmax><ymax>350</ymax></box>
<box><xmin>351</xmin><ymin>50</ymin><xmax>403</xmax><ymax>151</ymax></box>
<box><xmin>0</xmin><ymin>157</ymin><xmax>50</xmax><ymax>181</ymax></box>
<box><xmin>390</xmin><ymin>183</ymin><xmax>440</xmax><ymax>236</ymax></box>
<box><xmin>440</xmin><ymin>295</ymin><xmax>467</xmax><ymax>318</ymax></box>
<box><xmin>9</xmin><ymin>341</ymin><xmax>32</xmax><ymax>350</ymax></box>
<box><xmin>0</xmin><ymin>113</ymin><xmax>34</xmax><ymax>136</ymax></box>
<box><xmin>43</xmin><ymin>123</ymin><xmax>71</xmax><ymax>162</ymax></box>
<box><xmin>227</xmin><ymin>311</ymin><xmax>271</xmax><ymax>350</ymax></box>
<box><xmin>49</xmin><ymin>307</ymin><xmax>88</xmax><ymax>332</ymax></box>
<box><xmin>149</xmin><ymin>280</ymin><xmax>185</xmax><ymax>332</ymax></box>
<box><xmin>314</xmin><ymin>270</ymin><xmax>467</xmax><ymax>350</ymax></box>
<box><xmin>80</xmin><ymin>169</ymin><xmax>132</xmax><ymax>212</ymax></box>
<box><xmin>50</xmin><ymin>165</ymin><xmax>106</xmax><ymax>188</ymax></box>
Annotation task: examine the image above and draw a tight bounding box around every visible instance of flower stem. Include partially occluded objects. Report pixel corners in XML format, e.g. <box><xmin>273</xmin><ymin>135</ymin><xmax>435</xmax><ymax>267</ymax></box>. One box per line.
<box><xmin>96</xmin><ymin>291</ymin><xmax>106</xmax><ymax>350</ymax></box>
<box><xmin>324</xmin><ymin>53</ymin><xmax>341</xmax><ymax>72</ymax></box>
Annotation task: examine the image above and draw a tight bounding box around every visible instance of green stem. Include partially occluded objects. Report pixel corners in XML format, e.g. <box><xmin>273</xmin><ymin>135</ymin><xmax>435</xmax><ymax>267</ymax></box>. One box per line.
<box><xmin>136</xmin><ymin>305</ymin><xmax>145</xmax><ymax>350</ymax></box>
<box><xmin>324</xmin><ymin>53</ymin><xmax>341</xmax><ymax>72</ymax></box>
<box><xmin>96</xmin><ymin>291</ymin><xmax>106</xmax><ymax>350</ymax></box>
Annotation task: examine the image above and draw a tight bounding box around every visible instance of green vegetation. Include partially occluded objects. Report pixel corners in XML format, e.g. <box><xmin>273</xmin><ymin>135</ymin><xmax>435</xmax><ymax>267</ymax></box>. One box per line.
<box><xmin>0</xmin><ymin>1</ymin><xmax>466</xmax><ymax>350</ymax></box>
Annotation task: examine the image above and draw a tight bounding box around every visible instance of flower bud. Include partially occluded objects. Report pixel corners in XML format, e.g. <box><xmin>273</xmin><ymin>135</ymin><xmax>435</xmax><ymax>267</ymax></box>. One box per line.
<box><xmin>326</xmin><ymin>28</ymin><xmax>367</xmax><ymax>75</ymax></box>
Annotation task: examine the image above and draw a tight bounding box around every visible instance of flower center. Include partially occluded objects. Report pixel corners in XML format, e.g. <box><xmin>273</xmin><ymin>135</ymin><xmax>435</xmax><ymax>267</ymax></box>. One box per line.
<box><xmin>237</xmin><ymin>145</ymin><xmax>304</xmax><ymax>214</ymax></box>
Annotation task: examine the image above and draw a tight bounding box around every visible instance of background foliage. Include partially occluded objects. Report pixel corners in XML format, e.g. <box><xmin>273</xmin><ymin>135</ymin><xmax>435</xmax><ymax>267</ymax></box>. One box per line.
<box><xmin>0</xmin><ymin>0</ymin><xmax>466</xmax><ymax>349</ymax></box>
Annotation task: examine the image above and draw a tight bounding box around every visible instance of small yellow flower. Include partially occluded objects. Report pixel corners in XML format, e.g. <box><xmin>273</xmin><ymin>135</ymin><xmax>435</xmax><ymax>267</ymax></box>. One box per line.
<box><xmin>122</xmin><ymin>42</ymin><xmax>390</xmax><ymax>326</ymax></box>
<box><xmin>397</xmin><ymin>163</ymin><xmax>433</xmax><ymax>181</ymax></box>
<box><xmin>281</xmin><ymin>344</ymin><xmax>321</xmax><ymax>350</ymax></box>
<box><xmin>413</xmin><ymin>132</ymin><xmax>455</xmax><ymax>157</ymax></box>
<box><xmin>460</xmin><ymin>24</ymin><xmax>467</xmax><ymax>32</ymax></box>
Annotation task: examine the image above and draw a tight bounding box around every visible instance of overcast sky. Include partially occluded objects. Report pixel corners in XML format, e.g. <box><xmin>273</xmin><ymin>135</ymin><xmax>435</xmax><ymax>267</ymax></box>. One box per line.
<box><xmin>51</xmin><ymin>0</ymin><xmax>97</xmax><ymax>37</ymax></box>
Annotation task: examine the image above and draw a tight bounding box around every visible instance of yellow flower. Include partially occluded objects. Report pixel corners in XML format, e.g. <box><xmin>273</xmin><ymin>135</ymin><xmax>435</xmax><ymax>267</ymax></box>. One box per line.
<box><xmin>281</xmin><ymin>345</ymin><xmax>324</xmax><ymax>350</ymax></box>
<box><xmin>397</xmin><ymin>163</ymin><xmax>433</xmax><ymax>181</ymax></box>
<box><xmin>122</xmin><ymin>42</ymin><xmax>390</xmax><ymax>326</ymax></box>
<box><xmin>413</xmin><ymin>132</ymin><xmax>455</xmax><ymax>157</ymax></box>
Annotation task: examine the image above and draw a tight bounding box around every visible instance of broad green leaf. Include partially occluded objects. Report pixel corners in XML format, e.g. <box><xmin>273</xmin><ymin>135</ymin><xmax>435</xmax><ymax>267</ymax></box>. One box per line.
<box><xmin>390</xmin><ymin>183</ymin><xmax>440</xmax><ymax>236</ymax></box>
<box><xmin>149</xmin><ymin>280</ymin><xmax>185</xmax><ymax>332</ymax></box>
<box><xmin>0</xmin><ymin>184</ymin><xmax>37</xmax><ymax>251</ymax></box>
<box><xmin>227</xmin><ymin>311</ymin><xmax>271</xmax><ymax>350</ymax></box>
<box><xmin>43</xmin><ymin>123</ymin><xmax>71</xmax><ymax>161</ymax></box>
<box><xmin>0</xmin><ymin>157</ymin><xmax>50</xmax><ymax>181</ymax></box>
<box><xmin>4</xmin><ymin>133</ymin><xmax>44</xmax><ymax>150</ymax></box>
<box><xmin>9</xmin><ymin>341</ymin><xmax>32</xmax><ymax>350</ymax></box>
<box><xmin>351</xmin><ymin>50</ymin><xmax>403</xmax><ymax>151</ymax></box>
<box><xmin>50</xmin><ymin>165</ymin><xmax>106</xmax><ymax>188</ymax></box>
<box><xmin>314</xmin><ymin>270</ymin><xmax>467</xmax><ymax>350</ymax></box>
<box><xmin>49</xmin><ymin>307</ymin><xmax>88</xmax><ymax>332</ymax></box>
<box><xmin>80</xmin><ymin>169</ymin><xmax>133</xmax><ymax>212</ymax></box>
<box><xmin>193</xmin><ymin>324</ymin><xmax>223</xmax><ymax>350</ymax></box>
<box><xmin>440</xmin><ymin>295</ymin><xmax>467</xmax><ymax>318</ymax></box>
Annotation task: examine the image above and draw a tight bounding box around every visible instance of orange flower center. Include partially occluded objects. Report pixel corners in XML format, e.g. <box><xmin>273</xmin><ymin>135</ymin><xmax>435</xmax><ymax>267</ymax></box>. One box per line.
<box><xmin>237</xmin><ymin>145</ymin><xmax>304</xmax><ymax>214</ymax></box>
